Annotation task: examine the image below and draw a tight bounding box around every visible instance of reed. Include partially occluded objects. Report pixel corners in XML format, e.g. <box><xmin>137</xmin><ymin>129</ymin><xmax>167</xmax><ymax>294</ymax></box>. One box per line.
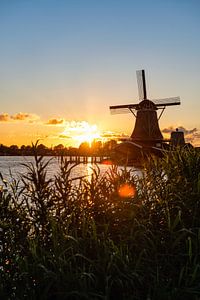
<box><xmin>0</xmin><ymin>146</ymin><xmax>200</xmax><ymax>299</ymax></box>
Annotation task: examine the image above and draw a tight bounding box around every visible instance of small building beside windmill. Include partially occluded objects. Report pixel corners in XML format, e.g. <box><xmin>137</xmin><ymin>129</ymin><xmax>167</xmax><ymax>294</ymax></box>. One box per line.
<box><xmin>170</xmin><ymin>128</ymin><xmax>185</xmax><ymax>147</ymax></box>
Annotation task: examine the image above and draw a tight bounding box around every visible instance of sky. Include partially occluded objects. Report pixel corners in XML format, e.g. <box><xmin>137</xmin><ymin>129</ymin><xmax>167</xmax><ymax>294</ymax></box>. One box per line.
<box><xmin>0</xmin><ymin>0</ymin><xmax>200</xmax><ymax>147</ymax></box>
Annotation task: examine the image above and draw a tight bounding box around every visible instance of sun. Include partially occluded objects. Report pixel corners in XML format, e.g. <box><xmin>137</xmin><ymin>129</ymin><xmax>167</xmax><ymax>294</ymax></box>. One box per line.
<box><xmin>60</xmin><ymin>121</ymin><xmax>101</xmax><ymax>146</ymax></box>
<box><xmin>73</xmin><ymin>125</ymin><xmax>101</xmax><ymax>145</ymax></box>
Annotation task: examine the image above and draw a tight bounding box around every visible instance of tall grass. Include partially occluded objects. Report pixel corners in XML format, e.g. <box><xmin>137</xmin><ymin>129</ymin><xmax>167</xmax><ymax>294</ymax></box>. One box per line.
<box><xmin>1</xmin><ymin>146</ymin><xmax>200</xmax><ymax>299</ymax></box>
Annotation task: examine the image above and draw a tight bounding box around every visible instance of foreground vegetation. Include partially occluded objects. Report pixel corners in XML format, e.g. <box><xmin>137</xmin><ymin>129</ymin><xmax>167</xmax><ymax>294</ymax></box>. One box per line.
<box><xmin>1</xmin><ymin>146</ymin><xmax>200</xmax><ymax>299</ymax></box>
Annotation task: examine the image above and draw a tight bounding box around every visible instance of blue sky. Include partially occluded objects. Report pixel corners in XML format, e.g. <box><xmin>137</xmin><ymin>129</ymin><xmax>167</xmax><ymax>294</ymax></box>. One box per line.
<box><xmin>0</xmin><ymin>0</ymin><xmax>200</xmax><ymax>146</ymax></box>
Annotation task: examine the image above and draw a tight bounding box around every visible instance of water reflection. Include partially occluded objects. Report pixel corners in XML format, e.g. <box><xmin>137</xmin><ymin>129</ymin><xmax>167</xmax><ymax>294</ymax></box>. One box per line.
<box><xmin>0</xmin><ymin>156</ymin><xmax>142</xmax><ymax>184</ymax></box>
<box><xmin>0</xmin><ymin>156</ymin><xmax>112</xmax><ymax>182</ymax></box>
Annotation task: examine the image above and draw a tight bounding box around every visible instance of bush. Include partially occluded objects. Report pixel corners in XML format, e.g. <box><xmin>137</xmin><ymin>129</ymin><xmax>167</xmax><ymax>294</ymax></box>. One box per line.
<box><xmin>1</xmin><ymin>147</ymin><xmax>200</xmax><ymax>299</ymax></box>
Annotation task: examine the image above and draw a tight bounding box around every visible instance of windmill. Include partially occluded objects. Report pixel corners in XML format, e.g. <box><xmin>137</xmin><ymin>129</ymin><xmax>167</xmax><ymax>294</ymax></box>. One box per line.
<box><xmin>109</xmin><ymin>70</ymin><xmax>181</xmax><ymax>161</ymax></box>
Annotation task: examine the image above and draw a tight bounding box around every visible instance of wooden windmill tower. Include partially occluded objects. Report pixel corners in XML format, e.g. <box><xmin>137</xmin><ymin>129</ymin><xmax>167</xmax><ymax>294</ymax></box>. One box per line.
<box><xmin>110</xmin><ymin>70</ymin><xmax>180</xmax><ymax>151</ymax></box>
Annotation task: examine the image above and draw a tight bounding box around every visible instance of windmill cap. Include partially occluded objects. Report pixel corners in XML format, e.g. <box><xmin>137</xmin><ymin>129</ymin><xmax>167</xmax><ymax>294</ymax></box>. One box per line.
<box><xmin>137</xmin><ymin>99</ymin><xmax>157</xmax><ymax>110</ymax></box>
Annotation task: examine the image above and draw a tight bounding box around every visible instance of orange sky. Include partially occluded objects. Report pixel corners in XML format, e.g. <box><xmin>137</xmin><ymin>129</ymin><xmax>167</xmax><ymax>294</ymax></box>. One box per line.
<box><xmin>0</xmin><ymin>117</ymin><xmax>130</xmax><ymax>148</ymax></box>
<box><xmin>0</xmin><ymin>1</ymin><xmax>200</xmax><ymax>148</ymax></box>
<box><xmin>0</xmin><ymin>113</ymin><xmax>199</xmax><ymax>148</ymax></box>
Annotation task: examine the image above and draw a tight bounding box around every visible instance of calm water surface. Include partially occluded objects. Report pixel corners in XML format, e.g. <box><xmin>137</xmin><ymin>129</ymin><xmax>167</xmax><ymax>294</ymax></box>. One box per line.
<box><xmin>0</xmin><ymin>156</ymin><xmax>107</xmax><ymax>181</ymax></box>
<box><xmin>0</xmin><ymin>156</ymin><xmax>142</xmax><ymax>183</ymax></box>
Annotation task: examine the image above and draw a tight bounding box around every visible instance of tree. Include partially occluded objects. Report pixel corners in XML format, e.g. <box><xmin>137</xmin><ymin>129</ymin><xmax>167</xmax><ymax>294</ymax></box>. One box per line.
<box><xmin>79</xmin><ymin>142</ymin><xmax>90</xmax><ymax>155</ymax></box>
<box><xmin>103</xmin><ymin>140</ymin><xmax>117</xmax><ymax>153</ymax></box>
<box><xmin>37</xmin><ymin>144</ymin><xmax>47</xmax><ymax>155</ymax></box>
<box><xmin>91</xmin><ymin>140</ymin><xmax>102</xmax><ymax>154</ymax></box>
<box><xmin>9</xmin><ymin>145</ymin><xmax>19</xmax><ymax>155</ymax></box>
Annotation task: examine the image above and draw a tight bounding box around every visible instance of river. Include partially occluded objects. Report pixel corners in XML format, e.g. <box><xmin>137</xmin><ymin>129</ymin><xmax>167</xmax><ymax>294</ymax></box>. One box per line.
<box><xmin>0</xmin><ymin>156</ymin><xmax>142</xmax><ymax>183</ymax></box>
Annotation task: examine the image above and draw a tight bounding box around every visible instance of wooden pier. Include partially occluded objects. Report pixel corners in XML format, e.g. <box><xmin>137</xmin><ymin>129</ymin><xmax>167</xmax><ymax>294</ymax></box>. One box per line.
<box><xmin>65</xmin><ymin>155</ymin><xmax>110</xmax><ymax>164</ymax></box>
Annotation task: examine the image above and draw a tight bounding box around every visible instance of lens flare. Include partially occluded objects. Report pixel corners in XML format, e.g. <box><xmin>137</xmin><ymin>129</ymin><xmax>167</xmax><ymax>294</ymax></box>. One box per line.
<box><xmin>118</xmin><ymin>183</ymin><xmax>136</xmax><ymax>198</ymax></box>
<box><xmin>101</xmin><ymin>159</ymin><xmax>113</xmax><ymax>165</ymax></box>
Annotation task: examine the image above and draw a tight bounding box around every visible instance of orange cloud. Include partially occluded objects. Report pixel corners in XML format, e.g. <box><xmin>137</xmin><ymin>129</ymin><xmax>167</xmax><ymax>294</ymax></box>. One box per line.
<box><xmin>46</xmin><ymin>118</ymin><xmax>64</xmax><ymax>125</ymax></box>
<box><xmin>0</xmin><ymin>112</ymin><xmax>40</xmax><ymax>123</ymax></box>
<box><xmin>162</xmin><ymin>126</ymin><xmax>197</xmax><ymax>135</ymax></box>
<box><xmin>12</xmin><ymin>112</ymin><xmax>39</xmax><ymax>122</ymax></box>
<box><xmin>0</xmin><ymin>113</ymin><xmax>10</xmax><ymax>122</ymax></box>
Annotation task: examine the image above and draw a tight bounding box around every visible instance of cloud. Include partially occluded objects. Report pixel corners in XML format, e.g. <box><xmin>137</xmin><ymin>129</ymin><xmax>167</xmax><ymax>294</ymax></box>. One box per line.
<box><xmin>60</xmin><ymin>121</ymin><xmax>99</xmax><ymax>135</ymax></box>
<box><xmin>59</xmin><ymin>134</ymin><xmax>71</xmax><ymax>139</ymax></box>
<box><xmin>0</xmin><ymin>112</ymin><xmax>40</xmax><ymax>123</ymax></box>
<box><xmin>45</xmin><ymin>119</ymin><xmax>129</xmax><ymax>143</ymax></box>
<box><xmin>46</xmin><ymin>118</ymin><xmax>64</xmax><ymax>125</ymax></box>
<box><xmin>101</xmin><ymin>131</ymin><xmax>129</xmax><ymax>140</ymax></box>
<box><xmin>11</xmin><ymin>113</ymin><xmax>31</xmax><ymax>121</ymax></box>
<box><xmin>162</xmin><ymin>126</ymin><xmax>197</xmax><ymax>135</ymax></box>
<box><xmin>57</xmin><ymin>121</ymin><xmax>130</xmax><ymax>143</ymax></box>
<box><xmin>179</xmin><ymin>127</ymin><xmax>197</xmax><ymax>135</ymax></box>
<box><xmin>0</xmin><ymin>113</ymin><xmax>10</xmax><ymax>122</ymax></box>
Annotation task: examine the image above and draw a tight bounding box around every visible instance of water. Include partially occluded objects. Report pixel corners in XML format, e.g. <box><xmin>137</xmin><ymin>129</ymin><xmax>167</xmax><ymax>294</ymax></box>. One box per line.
<box><xmin>0</xmin><ymin>156</ymin><xmax>110</xmax><ymax>181</ymax></box>
<box><xmin>0</xmin><ymin>156</ymin><xmax>141</xmax><ymax>184</ymax></box>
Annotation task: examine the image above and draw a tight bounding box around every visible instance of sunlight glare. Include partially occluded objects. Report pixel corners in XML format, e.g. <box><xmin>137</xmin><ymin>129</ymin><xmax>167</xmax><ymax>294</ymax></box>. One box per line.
<box><xmin>60</xmin><ymin>121</ymin><xmax>101</xmax><ymax>146</ymax></box>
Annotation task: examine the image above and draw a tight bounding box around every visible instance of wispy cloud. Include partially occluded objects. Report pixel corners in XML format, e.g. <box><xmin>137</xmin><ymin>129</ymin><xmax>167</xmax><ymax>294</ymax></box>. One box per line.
<box><xmin>58</xmin><ymin>121</ymin><xmax>129</xmax><ymax>145</ymax></box>
<box><xmin>0</xmin><ymin>112</ymin><xmax>40</xmax><ymax>123</ymax></box>
<box><xmin>59</xmin><ymin>121</ymin><xmax>100</xmax><ymax>139</ymax></box>
<box><xmin>101</xmin><ymin>131</ymin><xmax>129</xmax><ymax>140</ymax></box>
<box><xmin>162</xmin><ymin>126</ymin><xmax>197</xmax><ymax>135</ymax></box>
<box><xmin>59</xmin><ymin>134</ymin><xmax>71</xmax><ymax>139</ymax></box>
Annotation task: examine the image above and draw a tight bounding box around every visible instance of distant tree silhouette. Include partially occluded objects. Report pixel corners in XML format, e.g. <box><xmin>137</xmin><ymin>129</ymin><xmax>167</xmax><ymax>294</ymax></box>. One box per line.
<box><xmin>0</xmin><ymin>144</ymin><xmax>8</xmax><ymax>155</ymax></box>
<box><xmin>54</xmin><ymin>144</ymin><xmax>64</xmax><ymax>151</ymax></box>
<box><xmin>36</xmin><ymin>144</ymin><xmax>48</xmax><ymax>156</ymax></box>
<box><xmin>79</xmin><ymin>142</ymin><xmax>91</xmax><ymax>155</ymax></box>
<box><xmin>0</xmin><ymin>140</ymin><xmax>118</xmax><ymax>156</ymax></box>
<box><xmin>9</xmin><ymin>145</ymin><xmax>19</xmax><ymax>155</ymax></box>
<box><xmin>103</xmin><ymin>140</ymin><xmax>117</xmax><ymax>153</ymax></box>
<box><xmin>20</xmin><ymin>145</ymin><xmax>33</xmax><ymax>155</ymax></box>
<box><xmin>91</xmin><ymin>140</ymin><xmax>102</xmax><ymax>154</ymax></box>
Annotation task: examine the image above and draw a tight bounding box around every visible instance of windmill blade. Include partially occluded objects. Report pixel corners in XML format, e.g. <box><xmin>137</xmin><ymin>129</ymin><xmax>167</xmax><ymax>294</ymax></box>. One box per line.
<box><xmin>110</xmin><ymin>107</ymin><xmax>131</xmax><ymax>114</ymax></box>
<box><xmin>110</xmin><ymin>104</ymin><xmax>138</xmax><ymax>114</ymax></box>
<box><xmin>152</xmin><ymin>96</ymin><xmax>180</xmax><ymax>107</ymax></box>
<box><xmin>136</xmin><ymin>69</ymin><xmax>147</xmax><ymax>100</ymax></box>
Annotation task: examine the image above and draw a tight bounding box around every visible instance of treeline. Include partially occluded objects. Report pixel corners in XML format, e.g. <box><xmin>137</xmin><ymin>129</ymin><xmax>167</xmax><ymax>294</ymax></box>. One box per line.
<box><xmin>0</xmin><ymin>139</ymin><xmax>117</xmax><ymax>156</ymax></box>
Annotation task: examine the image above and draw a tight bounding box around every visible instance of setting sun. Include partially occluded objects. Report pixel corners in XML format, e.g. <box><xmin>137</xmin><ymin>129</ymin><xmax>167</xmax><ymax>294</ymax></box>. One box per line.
<box><xmin>60</xmin><ymin>121</ymin><xmax>101</xmax><ymax>146</ymax></box>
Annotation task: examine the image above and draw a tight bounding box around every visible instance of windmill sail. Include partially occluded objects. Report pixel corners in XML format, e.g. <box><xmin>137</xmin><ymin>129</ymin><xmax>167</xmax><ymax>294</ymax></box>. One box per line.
<box><xmin>110</xmin><ymin>96</ymin><xmax>180</xmax><ymax>114</ymax></box>
<box><xmin>110</xmin><ymin>104</ymin><xmax>138</xmax><ymax>114</ymax></box>
<box><xmin>136</xmin><ymin>69</ymin><xmax>147</xmax><ymax>100</ymax></box>
<box><xmin>152</xmin><ymin>96</ymin><xmax>180</xmax><ymax>107</ymax></box>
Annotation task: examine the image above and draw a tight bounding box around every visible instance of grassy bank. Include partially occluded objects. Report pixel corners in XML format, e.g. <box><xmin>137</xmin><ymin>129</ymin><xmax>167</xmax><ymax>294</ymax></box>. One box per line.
<box><xmin>1</xmin><ymin>147</ymin><xmax>200</xmax><ymax>299</ymax></box>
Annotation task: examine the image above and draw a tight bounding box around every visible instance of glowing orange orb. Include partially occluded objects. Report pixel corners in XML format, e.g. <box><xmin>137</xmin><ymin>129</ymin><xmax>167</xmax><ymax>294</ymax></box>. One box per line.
<box><xmin>118</xmin><ymin>183</ymin><xmax>136</xmax><ymax>198</ymax></box>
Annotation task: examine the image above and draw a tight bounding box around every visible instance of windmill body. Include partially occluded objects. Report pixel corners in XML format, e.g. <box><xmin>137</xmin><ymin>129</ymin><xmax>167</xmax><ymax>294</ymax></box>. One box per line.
<box><xmin>130</xmin><ymin>99</ymin><xmax>163</xmax><ymax>144</ymax></box>
<box><xmin>109</xmin><ymin>70</ymin><xmax>181</xmax><ymax>163</ymax></box>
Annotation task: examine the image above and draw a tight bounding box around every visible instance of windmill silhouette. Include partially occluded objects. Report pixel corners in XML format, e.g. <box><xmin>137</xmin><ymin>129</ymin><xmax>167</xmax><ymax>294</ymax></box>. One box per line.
<box><xmin>109</xmin><ymin>70</ymin><xmax>181</xmax><ymax>161</ymax></box>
